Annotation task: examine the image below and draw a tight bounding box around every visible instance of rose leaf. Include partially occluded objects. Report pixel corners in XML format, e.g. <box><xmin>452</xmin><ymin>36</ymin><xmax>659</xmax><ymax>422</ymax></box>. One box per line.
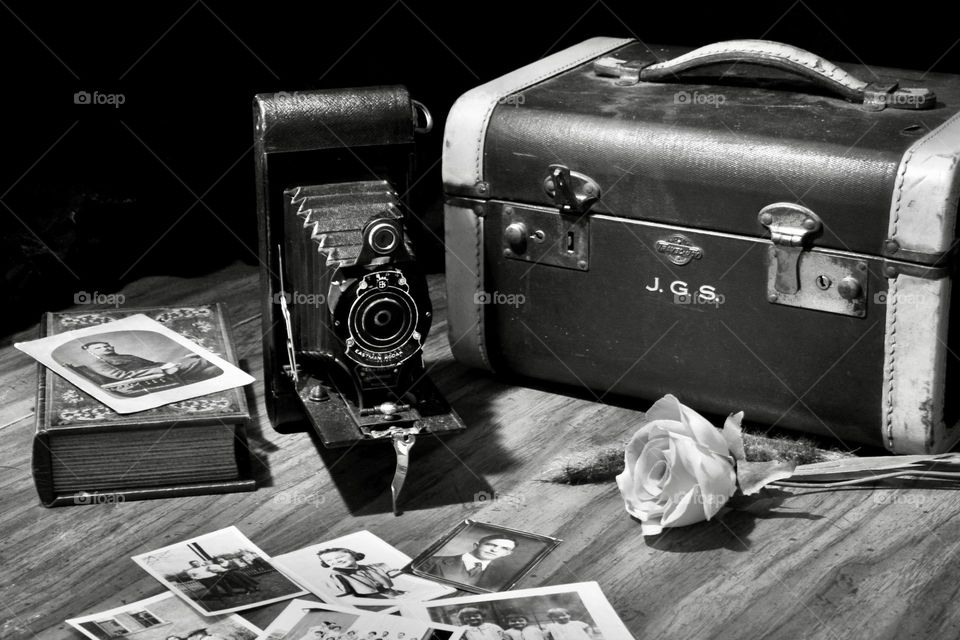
<box><xmin>736</xmin><ymin>460</ymin><xmax>796</xmax><ymax>495</ymax></box>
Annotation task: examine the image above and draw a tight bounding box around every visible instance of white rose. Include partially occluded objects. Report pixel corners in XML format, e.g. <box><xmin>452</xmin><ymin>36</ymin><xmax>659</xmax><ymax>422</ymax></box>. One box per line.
<box><xmin>615</xmin><ymin>394</ymin><xmax>740</xmax><ymax>535</ymax></box>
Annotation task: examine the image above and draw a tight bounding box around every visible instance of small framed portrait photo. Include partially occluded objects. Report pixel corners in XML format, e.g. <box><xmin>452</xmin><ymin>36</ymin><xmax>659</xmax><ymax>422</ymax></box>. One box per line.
<box><xmin>408</xmin><ymin>520</ymin><xmax>561</xmax><ymax>594</ymax></box>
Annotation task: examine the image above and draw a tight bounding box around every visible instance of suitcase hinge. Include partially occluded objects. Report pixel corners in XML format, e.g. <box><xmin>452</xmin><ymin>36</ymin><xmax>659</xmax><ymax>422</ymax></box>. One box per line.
<box><xmin>759</xmin><ymin>202</ymin><xmax>868</xmax><ymax>317</ymax></box>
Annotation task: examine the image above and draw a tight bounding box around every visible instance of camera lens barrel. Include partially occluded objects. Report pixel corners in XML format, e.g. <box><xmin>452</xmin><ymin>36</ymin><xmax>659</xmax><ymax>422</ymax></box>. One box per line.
<box><xmin>338</xmin><ymin>269</ymin><xmax>428</xmax><ymax>368</ymax></box>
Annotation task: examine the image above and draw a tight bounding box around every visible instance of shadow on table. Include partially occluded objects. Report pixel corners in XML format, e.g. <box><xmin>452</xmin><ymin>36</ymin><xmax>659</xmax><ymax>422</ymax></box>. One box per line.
<box><xmin>238</xmin><ymin>359</ymin><xmax>282</xmax><ymax>488</ymax></box>
<box><xmin>299</xmin><ymin>369</ymin><xmax>517</xmax><ymax>515</ymax></box>
<box><xmin>643</xmin><ymin>489</ymin><xmax>824</xmax><ymax>552</ymax></box>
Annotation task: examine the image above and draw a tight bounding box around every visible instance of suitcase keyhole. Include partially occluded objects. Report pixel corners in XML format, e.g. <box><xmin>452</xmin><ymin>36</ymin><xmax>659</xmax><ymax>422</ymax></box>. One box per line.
<box><xmin>566</xmin><ymin>230</ymin><xmax>575</xmax><ymax>252</ymax></box>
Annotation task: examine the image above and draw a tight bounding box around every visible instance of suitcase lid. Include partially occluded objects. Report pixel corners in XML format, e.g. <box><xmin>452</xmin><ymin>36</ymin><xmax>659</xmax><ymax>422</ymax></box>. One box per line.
<box><xmin>443</xmin><ymin>39</ymin><xmax>960</xmax><ymax>266</ymax></box>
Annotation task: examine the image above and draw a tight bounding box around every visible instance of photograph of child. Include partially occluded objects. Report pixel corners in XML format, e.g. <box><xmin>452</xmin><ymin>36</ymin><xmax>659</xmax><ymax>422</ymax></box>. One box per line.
<box><xmin>399</xmin><ymin>583</ymin><xmax>632</xmax><ymax>640</ymax></box>
<box><xmin>132</xmin><ymin>526</ymin><xmax>306</xmax><ymax>615</ymax></box>
<box><xmin>65</xmin><ymin>592</ymin><xmax>260</xmax><ymax>640</ymax></box>
<box><xmin>273</xmin><ymin>530</ymin><xmax>454</xmax><ymax>608</ymax></box>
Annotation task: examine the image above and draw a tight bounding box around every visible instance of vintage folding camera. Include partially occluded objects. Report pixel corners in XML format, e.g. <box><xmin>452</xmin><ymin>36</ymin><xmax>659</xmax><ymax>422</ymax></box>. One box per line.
<box><xmin>253</xmin><ymin>86</ymin><xmax>465</xmax><ymax>510</ymax></box>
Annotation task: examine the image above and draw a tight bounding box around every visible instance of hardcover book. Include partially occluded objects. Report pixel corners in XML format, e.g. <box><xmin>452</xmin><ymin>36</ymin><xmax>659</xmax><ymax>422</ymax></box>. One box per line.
<box><xmin>32</xmin><ymin>304</ymin><xmax>255</xmax><ymax>506</ymax></box>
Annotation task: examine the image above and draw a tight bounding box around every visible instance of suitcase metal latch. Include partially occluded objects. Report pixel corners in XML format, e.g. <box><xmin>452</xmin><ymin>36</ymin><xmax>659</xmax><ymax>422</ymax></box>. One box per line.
<box><xmin>543</xmin><ymin>164</ymin><xmax>601</xmax><ymax>215</ymax></box>
<box><xmin>759</xmin><ymin>202</ymin><xmax>868</xmax><ymax>317</ymax></box>
<box><xmin>759</xmin><ymin>203</ymin><xmax>822</xmax><ymax>295</ymax></box>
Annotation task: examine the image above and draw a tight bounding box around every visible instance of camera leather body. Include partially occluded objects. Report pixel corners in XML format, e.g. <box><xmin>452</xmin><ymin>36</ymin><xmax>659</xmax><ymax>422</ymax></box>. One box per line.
<box><xmin>443</xmin><ymin>38</ymin><xmax>960</xmax><ymax>453</ymax></box>
<box><xmin>254</xmin><ymin>86</ymin><xmax>463</xmax><ymax>458</ymax></box>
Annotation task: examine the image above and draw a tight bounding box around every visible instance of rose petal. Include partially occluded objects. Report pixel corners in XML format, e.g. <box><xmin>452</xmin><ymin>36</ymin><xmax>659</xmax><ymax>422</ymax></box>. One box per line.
<box><xmin>637</xmin><ymin>439</ymin><xmax>670</xmax><ymax>493</ymax></box>
<box><xmin>722</xmin><ymin>411</ymin><xmax>746</xmax><ymax>461</ymax></box>
<box><xmin>660</xmin><ymin>486</ymin><xmax>707</xmax><ymax>528</ymax></box>
<box><xmin>679</xmin><ymin>403</ymin><xmax>729</xmax><ymax>454</ymax></box>
<box><xmin>643</xmin><ymin>394</ymin><xmax>684</xmax><ymax>424</ymax></box>
<box><xmin>660</xmin><ymin>438</ymin><xmax>696</xmax><ymax>491</ymax></box>
<box><xmin>640</xmin><ymin>518</ymin><xmax>664</xmax><ymax>536</ymax></box>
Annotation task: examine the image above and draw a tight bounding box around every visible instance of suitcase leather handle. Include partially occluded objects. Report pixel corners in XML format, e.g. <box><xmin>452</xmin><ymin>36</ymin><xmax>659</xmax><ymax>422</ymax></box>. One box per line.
<box><xmin>596</xmin><ymin>39</ymin><xmax>935</xmax><ymax>110</ymax></box>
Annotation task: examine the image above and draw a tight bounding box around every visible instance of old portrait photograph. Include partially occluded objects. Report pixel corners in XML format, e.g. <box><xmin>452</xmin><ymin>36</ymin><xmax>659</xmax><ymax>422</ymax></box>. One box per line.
<box><xmin>132</xmin><ymin>526</ymin><xmax>307</xmax><ymax>615</ymax></box>
<box><xmin>408</xmin><ymin>521</ymin><xmax>561</xmax><ymax>594</ymax></box>
<box><xmin>272</xmin><ymin>530</ymin><xmax>455</xmax><ymax>608</ymax></box>
<box><xmin>400</xmin><ymin>582</ymin><xmax>633</xmax><ymax>640</ymax></box>
<box><xmin>254</xmin><ymin>599</ymin><xmax>465</xmax><ymax>640</ymax></box>
<box><xmin>66</xmin><ymin>591</ymin><xmax>261</xmax><ymax>640</ymax></box>
<box><xmin>15</xmin><ymin>313</ymin><xmax>254</xmax><ymax>413</ymax></box>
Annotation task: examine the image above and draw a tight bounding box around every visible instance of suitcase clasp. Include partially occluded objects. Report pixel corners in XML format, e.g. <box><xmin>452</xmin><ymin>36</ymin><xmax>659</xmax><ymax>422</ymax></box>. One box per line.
<box><xmin>759</xmin><ymin>203</ymin><xmax>822</xmax><ymax>295</ymax></box>
<box><xmin>759</xmin><ymin>202</ymin><xmax>869</xmax><ymax>317</ymax></box>
<box><xmin>544</xmin><ymin>164</ymin><xmax>601</xmax><ymax>215</ymax></box>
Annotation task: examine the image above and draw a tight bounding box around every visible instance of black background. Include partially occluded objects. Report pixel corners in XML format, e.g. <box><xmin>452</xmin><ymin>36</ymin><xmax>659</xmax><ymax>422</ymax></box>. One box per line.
<box><xmin>2</xmin><ymin>0</ymin><xmax>958</xmax><ymax>335</ymax></box>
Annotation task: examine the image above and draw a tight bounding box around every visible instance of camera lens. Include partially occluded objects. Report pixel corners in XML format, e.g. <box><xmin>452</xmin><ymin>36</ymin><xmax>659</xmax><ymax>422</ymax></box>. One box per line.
<box><xmin>368</xmin><ymin>222</ymin><xmax>399</xmax><ymax>254</ymax></box>
<box><xmin>361</xmin><ymin>296</ymin><xmax>408</xmax><ymax>344</ymax></box>
<box><xmin>352</xmin><ymin>291</ymin><xmax>415</xmax><ymax>352</ymax></box>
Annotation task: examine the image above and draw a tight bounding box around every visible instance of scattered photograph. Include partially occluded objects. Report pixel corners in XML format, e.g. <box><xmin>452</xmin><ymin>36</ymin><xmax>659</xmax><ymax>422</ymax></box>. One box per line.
<box><xmin>66</xmin><ymin>591</ymin><xmax>261</xmax><ymax>640</ymax></box>
<box><xmin>255</xmin><ymin>599</ymin><xmax>465</xmax><ymax>640</ymax></box>
<box><xmin>15</xmin><ymin>313</ymin><xmax>254</xmax><ymax>413</ymax></box>
<box><xmin>400</xmin><ymin>582</ymin><xmax>633</xmax><ymax>640</ymax></box>
<box><xmin>132</xmin><ymin>526</ymin><xmax>307</xmax><ymax>615</ymax></box>
<box><xmin>408</xmin><ymin>521</ymin><xmax>561</xmax><ymax>593</ymax></box>
<box><xmin>272</xmin><ymin>530</ymin><xmax>455</xmax><ymax>608</ymax></box>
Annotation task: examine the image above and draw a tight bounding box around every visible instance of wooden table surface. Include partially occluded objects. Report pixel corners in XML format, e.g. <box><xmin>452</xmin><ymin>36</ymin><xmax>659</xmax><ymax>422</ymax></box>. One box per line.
<box><xmin>2</xmin><ymin>261</ymin><xmax>959</xmax><ymax>640</ymax></box>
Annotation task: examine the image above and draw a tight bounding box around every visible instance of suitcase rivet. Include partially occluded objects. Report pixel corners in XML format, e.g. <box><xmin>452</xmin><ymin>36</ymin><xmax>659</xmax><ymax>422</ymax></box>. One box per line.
<box><xmin>858</xmin><ymin>263</ymin><xmax>868</xmax><ymax>272</ymax></box>
<box><xmin>885</xmin><ymin>239</ymin><xmax>900</xmax><ymax>254</ymax></box>
<box><xmin>838</xmin><ymin>277</ymin><xmax>863</xmax><ymax>301</ymax></box>
<box><xmin>759</xmin><ymin>212</ymin><xmax>773</xmax><ymax>226</ymax></box>
<box><xmin>768</xmin><ymin>293</ymin><xmax>779</xmax><ymax>302</ymax></box>
<box><xmin>504</xmin><ymin>206</ymin><xmax>514</xmax><ymax>216</ymax></box>
<box><xmin>578</xmin><ymin>260</ymin><xmax>588</xmax><ymax>270</ymax></box>
<box><xmin>504</xmin><ymin>248</ymin><xmax>513</xmax><ymax>257</ymax></box>
<box><xmin>885</xmin><ymin>265</ymin><xmax>899</xmax><ymax>277</ymax></box>
<box><xmin>803</xmin><ymin>218</ymin><xmax>817</xmax><ymax>230</ymax></box>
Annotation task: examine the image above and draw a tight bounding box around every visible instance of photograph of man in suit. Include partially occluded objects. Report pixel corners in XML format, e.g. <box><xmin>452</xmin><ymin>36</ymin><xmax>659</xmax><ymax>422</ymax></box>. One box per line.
<box><xmin>417</xmin><ymin>534</ymin><xmax>518</xmax><ymax>590</ymax></box>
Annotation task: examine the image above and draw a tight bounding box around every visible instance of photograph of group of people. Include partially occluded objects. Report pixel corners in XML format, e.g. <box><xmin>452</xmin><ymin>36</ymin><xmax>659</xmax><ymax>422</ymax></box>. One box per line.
<box><xmin>401</xmin><ymin>583</ymin><xmax>632</xmax><ymax>640</ymax></box>
<box><xmin>257</xmin><ymin>600</ymin><xmax>465</xmax><ymax>640</ymax></box>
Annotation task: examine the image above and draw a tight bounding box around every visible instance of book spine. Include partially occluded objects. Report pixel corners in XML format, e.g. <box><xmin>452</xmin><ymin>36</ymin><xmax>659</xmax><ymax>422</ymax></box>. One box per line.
<box><xmin>33</xmin><ymin>312</ymin><xmax>56</xmax><ymax>507</ymax></box>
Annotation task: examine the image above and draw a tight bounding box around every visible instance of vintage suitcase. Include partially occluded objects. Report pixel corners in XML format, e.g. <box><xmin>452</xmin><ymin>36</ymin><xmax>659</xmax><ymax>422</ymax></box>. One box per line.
<box><xmin>442</xmin><ymin>38</ymin><xmax>960</xmax><ymax>453</ymax></box>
